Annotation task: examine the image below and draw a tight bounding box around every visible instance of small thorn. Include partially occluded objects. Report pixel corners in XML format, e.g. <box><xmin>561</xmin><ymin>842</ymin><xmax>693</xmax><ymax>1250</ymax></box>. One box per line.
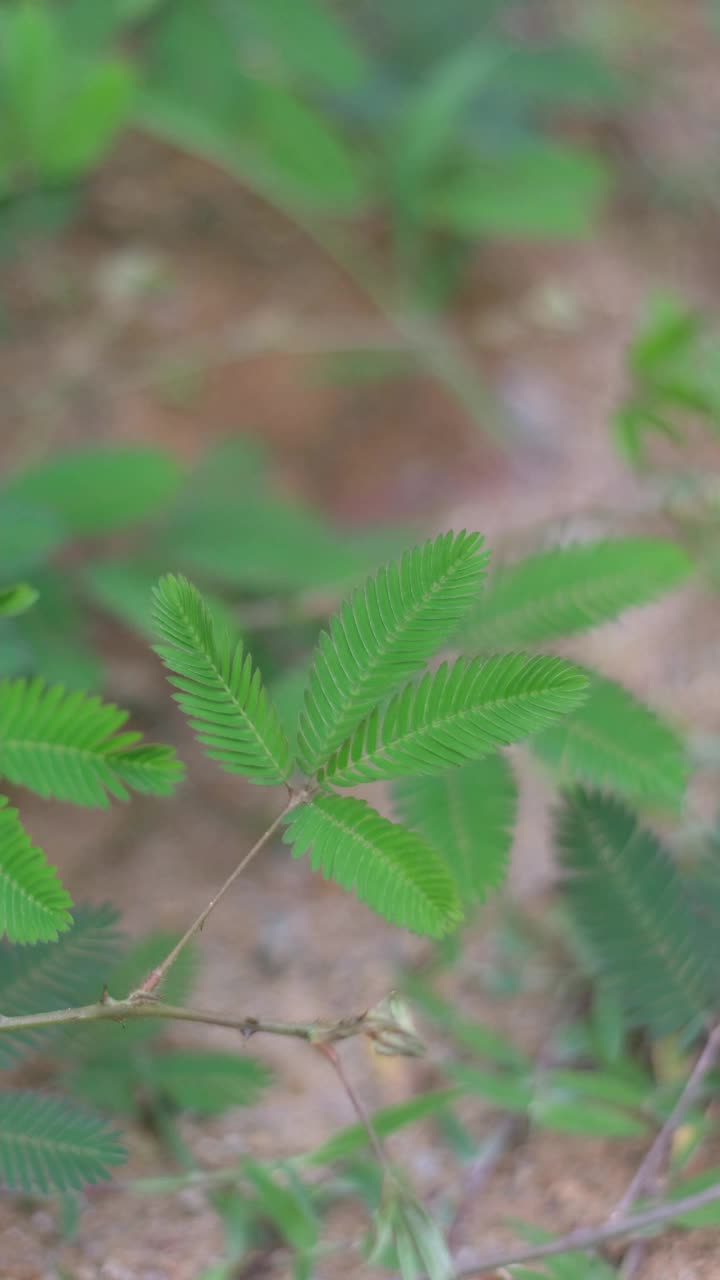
<box><xmin>100</xmin><ymin>985</ymin><xmax>111</xmax><ymax>1005</ymax></box>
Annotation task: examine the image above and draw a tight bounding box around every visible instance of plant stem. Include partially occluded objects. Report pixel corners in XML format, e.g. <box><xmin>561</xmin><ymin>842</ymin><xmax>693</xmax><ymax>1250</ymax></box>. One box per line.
<box><xmin>0</xmin><ymin>996</ymin><xmax>364</xmax><ymax>1041</ymax></box>
<box><xmin>316</xmin><ymin>1043</ymin><xmax>395</xmax><ymax>1181</ymax></box>
<box><xmin>611</xmin><ymin>1020</ymin><xmax>720</xmax><ymax>1220</ymax></box>
<box><xmin>456</xmin><ymin>1180</ymin><xmax>720</xmax><ymax>1275</ymax></box>
<box><xmin>134</xmin><ymin>799</ymin><xmax>297</xmax><ymax>996</ymax></box>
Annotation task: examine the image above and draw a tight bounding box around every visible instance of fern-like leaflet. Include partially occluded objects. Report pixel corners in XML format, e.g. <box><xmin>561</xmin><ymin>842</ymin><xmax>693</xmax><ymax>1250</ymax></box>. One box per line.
<box><xmin>532</xmin><ymin>674</ymin><xmax>688</xmax><ymax>811</ymax></box>
<box><xmin>297</xmin><ymin>530</ymin><xmax>488</xmax><ymax>774</ymax></box>
<box><xmin>283</xmin><ymin>796</ymin><xmax>462</xmax><ymax>938</ymax></box>
<box><xmin>558</xmin><ymin>790</ymin><xmax>713</xmax><ymax>1035</ymax></box>
<box><xmin>393</xmin><ymin>754</ymin><xmax>517</xmax><ymax>907</ymax></box>
<box><xmin>152</xmin><ymin>574</ymin><xmax>291</xmax><ymax>784</ymax></box>
<box><xmin>0</xmin><ymin>678</ymin><xmax>184</xmax><ymax>807</ymax></box>
<box><xmin>463</xmin><ymin>537</ymin><xmax>691</xmax><ymax>650</ymax></box>
<box><xmin>0</xmin><ymin>1091</ymin><xmax>125</xmax><ymax>1194</ymax></box>
<box><xmin>0</xmin><ymin>904</ymin><xmax>121</xmax><ymax>1067</ymax></box>
<box><xmin>0</xmin><ymin>798</ymin><xmax>72</xmax><ymax>943</ymax></box>
<box><xmin>320</xmin><ymin>654</ymin><xmax>587</xmax><ymax>785</ymax></box>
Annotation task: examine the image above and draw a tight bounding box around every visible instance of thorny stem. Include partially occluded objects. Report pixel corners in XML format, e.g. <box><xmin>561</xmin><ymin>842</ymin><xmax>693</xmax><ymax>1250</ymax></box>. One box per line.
<box><xmin>134</xmin><ymin>797</ymin><xmax>300</xmax><ymax>996</ymax></box>
<box><xmin>457</xmin><ymin>1180</ymin><xmax>720</xmax><ymax>1276</ymax></box>
<box><xmin>0</xmin><ymin>997</ymin><xmax>371</xmax><ymax>1042</ymax></box>
<box><xmin>611</xmin><ymin>1019</ymin><xmax>720</xmax><ymax>1221</ymax></box>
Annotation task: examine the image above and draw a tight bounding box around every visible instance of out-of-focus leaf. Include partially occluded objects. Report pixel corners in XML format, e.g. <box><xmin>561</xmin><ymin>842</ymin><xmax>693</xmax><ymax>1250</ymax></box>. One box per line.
<box><xmin>3</xmin><ymin>446</ymin><xmax>183</xmax><ymax>534</ymax></box>
<box><xmin>425</xmin><ymin>143</ymin><xmax>609</xmax><ymax>239</ymax></box>
<box><xmin>0</xmin><ymin>585</ymin><xmax>38</xmax><ymax>617</ymax></box>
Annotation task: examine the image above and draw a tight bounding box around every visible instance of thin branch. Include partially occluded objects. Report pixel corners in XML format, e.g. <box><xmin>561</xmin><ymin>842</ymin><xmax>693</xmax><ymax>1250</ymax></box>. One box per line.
<box><xmin>316</xmin><ymin>1043</ymin><xmax>395</xmax><ymax>1181</ymax></box>
<box><xmin>611</xmin><ymin>1020</ymin><xmax>720</xmax><ymax>1220</ymax></box>
<box><xmin>134</xmin><ymin>798</ymin><xmax>298</xmax><ymax>995</ymax></box>
<box><xmin>0</xmin><ymin>995</ymin><xmax>369</xmax><ymax>1043</ymax></box>
<box><xmin>456</xmin><ymin>1180</ymin><xmax>720</xmax><ymax>1276</ymax></box>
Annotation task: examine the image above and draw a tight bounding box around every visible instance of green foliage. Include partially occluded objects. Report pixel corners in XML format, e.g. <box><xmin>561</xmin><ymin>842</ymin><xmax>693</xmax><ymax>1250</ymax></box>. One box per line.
<box><xmin>143</xmin><ymin>1052</ymin><xmax>272</xmax><ymax>1115</ymax></box>
<box><xmin>0</xmin><ymin>1090</ymin><xmax>125</xmax><ymax>1194</ymax></box>
<box><xmin>303</xmin><ymin>1088</ymin><xmax>461</xmax><ymax>1166</ymax></box>
<box><xmin>557</xmin><ymin>791</ymin><xmax>714</xmax><ymax>1035</ymax></box>
<box><xmin>0</xmin><ymin>0</ymin><xmax>134</xmax><ymax>239</ymax></box>
<box><xmin>3</xmin><ymin>445</ymin><xmax>183</xmax><ymax>535</ymax></box>
<box><xmin>298</xmin><ymin>530</ymin><xmax>488</xmax><ymax>773</ymax></box>
<box><xmin>393</xmin><ymin>753</ymin><xmax>517</xmax><ymax>906</ymax></box>
<box><xmin>463</xmin><ymin>538</ymin><xmax>692</xmax><ymax>650</ymax></box>
<box><xmin>320</xmin><ymin>654</ymin><xmax>587</xmax><ymax>786</ymax></box>
<box><xmin>152</xmin><ymin>574</ymin><xmax>292</xmax><ymax>785</ymax></box>
<box><xmin>283</xmin><ymin>795</ymin><xmax>461</xmax><ymax>938</ymax></box>
<box><xmin>0</xmin><ymin>677</ymin><xmax>184</xmax><ymax>806</ymax></box>
<box><xmin>0</xmin><ymin>904</ymin><xmax>121</xmax><ymax>1066</ymax></box>
<box><xmin>614</xmin><ymin>293</ymin><xmax>720</xmax><ymax>466</ymax></box>
<box><xmin>532</xmin><ymin>673</ymin><xmax>688</xmax><ymax>812</ymax></box>
<box><xmin>0</xmin><ymin>797</ymin><xmax>72</xmax><ymax>942</ymax></box>
<box><xmin>0</xmin><ymin>585</ymin><xmax>38</xmax><ymax>617</ymax></box>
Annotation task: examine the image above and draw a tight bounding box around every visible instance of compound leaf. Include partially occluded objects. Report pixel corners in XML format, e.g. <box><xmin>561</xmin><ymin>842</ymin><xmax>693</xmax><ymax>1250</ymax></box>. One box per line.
<box><xmin>152</xmin><ymin>574</ymin><xmax>291</xmax><ymax>784</ymax></box>
<box><xmin>298</xmin><ymin>531</ymin><xmax>488</xmax><ymax>774</ymax></box>
<box><xmin>0</xmin><ymin>677</ymin><xmax>183</xmax><ymax>806</ymax></box>
<box><xmin>0</xmin><ymin>1091</ymin><xmax>125</xmax><ymax>1194</ymax></box>
<box><xmin>0</xmin><ymin>798</ymin><xmax>72</xmax><ymax>943</ymax></box>
<box><xmin>147</xmin><ymin>1050</ymin><xmax>272</xmax><ymax>1114</ymax></box>
<box><xmin>532</xmin><ymin>674</ymin><xmax>688</xmax><ymax>811</ymax></box>
<box><xmin>322</xmin><ymin>655</ymin><xmax>587</xmax><ymax>786</ymax></box>
<box><xmin>464</xmin><ymin>539</ymin><xmax>692</xmax><ymax>650</ymax></box>
<box><xmin>393</xmin><ymin>753</ymin><xmax>517</xmax><ymax>906</ymax></box>
<box><xmin>283</xmin><ymin>795</ymin><xmax>461</xmax><ymax>938</ymax></box>
<box><xmin>558</xmin><ymin>791</ymin><xmax>712</xmax><ymax>1035</ymax></box>
<box><xmin>0</xmin><ymin>903</ymin><xmax>121</xmax><ymax>1066</ymax></box>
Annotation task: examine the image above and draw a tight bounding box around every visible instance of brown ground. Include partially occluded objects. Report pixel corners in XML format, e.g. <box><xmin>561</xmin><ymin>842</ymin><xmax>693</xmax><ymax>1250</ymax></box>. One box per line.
<box><xmin>4</xmin><ymin>6</ymin><xmax>720</xmax><ymax>1276</ymax></box>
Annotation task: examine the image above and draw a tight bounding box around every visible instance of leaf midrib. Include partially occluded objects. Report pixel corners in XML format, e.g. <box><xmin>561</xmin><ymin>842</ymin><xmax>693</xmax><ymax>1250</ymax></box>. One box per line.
<box><xmin>584</xmin><ymin>815</ymin><xmax>708</xmax><ymax>1023</ymax></box>
<box><xmin>174</xmin><ymin>609</ymin><xmax>286</xmax><ymax>779</ymax></box>
<box><xmin>313</xmin><ymin>802</ymin><xmax>447</xmax><ymax>926</ymax></box>
<box><xmin>473</xmin><ymin>560</ymin><xmax>668</xmax><ymax>645</ymax></box>
<box><xmin>327</xmin><ymin>673</ymin><xmax>573</xmax><ymax>781</ymax></box>
<box><xmin>303</xmin><ymin>546</ymin><xmax>478</xmax><ymax>766</ymax></box>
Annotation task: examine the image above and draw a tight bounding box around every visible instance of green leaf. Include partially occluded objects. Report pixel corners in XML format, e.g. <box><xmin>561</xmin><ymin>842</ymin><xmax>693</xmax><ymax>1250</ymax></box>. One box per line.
<box><xmin>425</xmin><ymin>142</ymin><xmax>609</xmax><ymax>239</ymax></box>
<box><xmin>532</xmin><ymin>674</ymin><xmax>688</xmax><ymax>812</ymax></box>
<box><xmin>37</xmin><ymin>60</ymin><xmax>135</xmax><ymax>179</ymax></box>
<box><xmin>240</xmin><ymin>78</ymin><xmax>367</xmax><ymax>212</ymax></box>
<box><xmin>283</xmin><ymin>795</ymin><xmax>461</xmax><ymax>938</ymax></box>
<box><xmin>540</xmin><ymin>1069</ymin><xmax>650</xmax><ymax>1110</ymax></box>
<box><xmin>531</xmin><ymin>1095</ymin><xmax>647</xmax><ymax>1138</ymax></box>
<box><xmin>558</xmin><ymin>791</ymin><xmax>713</xmax><ymax>1035</ymax></box>
<box><xmin>304</xmin><ymin>1088</ymin><xmax>461</xmax><ymax>1166</ymax></box>
<box><xmin>152</xmin><ymin>575</ymin><xmax>292</xmax><ymax>784</ymax></box>
<box><xmin>446</xmin><ymin>1064</ymin><xmax>533</xmax><ymax>1111</ymax></box>
<box><xmin>146</xmin><ymin>1051</ymin><xmax>272</xmax><ymax>1114</ymax></box>
<box><xmin>3</xmin><ymin>445</ymin><xmax>183</xmax><ymax>534</ymax></box>
<box><xmin>0</xmin><ymin>585</ymin><xmax>38</xmax><ymax>618</ymax></box>
<box><xmin>103</xmin><ymin>744</ymin><xmax>185</xmax><ymax>796</ymax></box>
<box><xmin>0</xmin><ymin>903</ymin><xmax>121</xmax><ymax>1066</ymax></box>
<box><xmin>0</xmin><ymin>1090</ymin><xmax>125</xmax><ymax>1193</ymax></box>
<box><xmin>82</xmin><ymin>558</ymin><xmax>164</xmax><ymax>636</ymax></box>
<box><xmin>298</xmin><ymin>531</ymin><xmax>488</xmax><ymax>774</ymax></box>
<box><xmin>13</xmin><ymin>571</ymin><xmax>101</xmax><ymax>690</ymax></box>
<box><xmin>244</xmin><ymin>1161</ymin><xmax>318</xmax><ymax>1262</ymax></box>
<box><xmin>0</xmin><ymin>797</ymin><xmax>72</xmax><ymax>943</ymax></box>
<box><xmin>0</xmin><ymin>501</ymin><xmax>65</xmax><ymax>575</ymax></box>
<box><xmin>393</xmin><ymin>754</ymin><xmax>517</xmax><ymax>906</ymax></box>
<box><xmin>233</xmin><ymin>0</ymin><xmax>368</xmax><ymax>90</ymax></box>
<box><xmin>322</xmin><ymin>655</ymin><xmax>587</xmax><ymax>786</ymax></box>
<box><xmin>0</xmin><ymin>677</ymin><xmax>183</xmax><ymax>806</ymax></box>
<box><xmin>463</xmin><ymin>538</ymin><xmax>692</xmax><ymax>651</ymax></box>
